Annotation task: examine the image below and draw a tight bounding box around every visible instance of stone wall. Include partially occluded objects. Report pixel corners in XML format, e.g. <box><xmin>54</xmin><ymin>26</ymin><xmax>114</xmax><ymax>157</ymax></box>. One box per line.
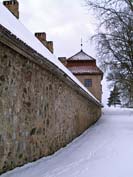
<box><xmin>0</xmin><ymin>30</ymin><xmax>101</xmax><ymax>174</ymax></box>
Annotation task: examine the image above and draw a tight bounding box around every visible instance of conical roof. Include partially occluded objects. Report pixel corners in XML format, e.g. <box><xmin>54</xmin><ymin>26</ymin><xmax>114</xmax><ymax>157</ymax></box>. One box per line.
<box><xmin>67</xmin><ymin>50</ymin><xmax>95</xmax><ymax>61</ymax></box>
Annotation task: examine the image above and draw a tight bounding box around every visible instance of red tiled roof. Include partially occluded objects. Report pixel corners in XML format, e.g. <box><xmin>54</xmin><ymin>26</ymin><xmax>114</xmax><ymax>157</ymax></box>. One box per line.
<box><xmin>68</xmin><ymin>66</ymin><xmax>103</xmax><ymax>75</ymax></box>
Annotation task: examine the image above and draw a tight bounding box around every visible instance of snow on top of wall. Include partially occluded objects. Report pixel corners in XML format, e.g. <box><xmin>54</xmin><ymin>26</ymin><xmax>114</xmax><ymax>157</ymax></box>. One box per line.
<box><xmin>0</xmin><ymin>3</ymin><xmax>100</xmax><ymax>104</ymax></box>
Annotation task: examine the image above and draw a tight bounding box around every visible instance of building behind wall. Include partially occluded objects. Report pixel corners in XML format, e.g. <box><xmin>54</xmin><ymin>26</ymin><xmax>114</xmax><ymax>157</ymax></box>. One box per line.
<box><xmin>63</xmin><ymin>50</ymin><xmax>103</xmax><ymax>101</ymax></box>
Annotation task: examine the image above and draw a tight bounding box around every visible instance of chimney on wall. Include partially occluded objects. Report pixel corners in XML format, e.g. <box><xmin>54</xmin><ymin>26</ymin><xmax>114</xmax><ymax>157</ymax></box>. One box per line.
<box><xmin>58</xmin><ymin>57</ymin><xmax>67</xmax><ymax>66</ymax></box>
<box><xmin>47</xmin><ymin>41</ymin><xmax>54</xmax><ymax>54</ymax></box>
<box><xmin>35</xmin><ymin>32</ymin><xmax>47</xmax><ymax>46</ymax></box>
<box><xmin>35</xmin><ymin>32</ymin><xmax>54</xmax><ymax>53</ymax></box>
<box><xmin>3</xmin><ymin>0</ymin><xmax>19</xmax><ymax>19</ymax></box>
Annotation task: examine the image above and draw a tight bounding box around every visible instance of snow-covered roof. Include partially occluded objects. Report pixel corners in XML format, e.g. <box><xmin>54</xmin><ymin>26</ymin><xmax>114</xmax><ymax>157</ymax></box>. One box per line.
<box><xmin>68</xmin><ymin>66</ymin><xmax>103</xmax><ymax>75</ymax></box>
<box><xmin>0</xmin><ymin>2</ymin><xmax>101</xmax><ymax>105</ymax></box>
<box><xmin>67</xmin><ymin>50</ymin><xmax>95</xmax><ymax>61</ymax></box>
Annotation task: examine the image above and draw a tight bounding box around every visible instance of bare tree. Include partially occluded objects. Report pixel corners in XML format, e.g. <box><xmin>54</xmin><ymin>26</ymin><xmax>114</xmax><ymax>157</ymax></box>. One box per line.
<box><xmin>86</xmin><ymin>0</ymin><xmax>133</xmax><ymax>107</ymax></box>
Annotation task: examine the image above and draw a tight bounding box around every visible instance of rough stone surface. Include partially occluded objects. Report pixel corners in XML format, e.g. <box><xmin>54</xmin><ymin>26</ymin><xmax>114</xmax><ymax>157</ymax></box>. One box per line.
<box><xmin>0</xmin><ymin>41</ymin><xmax>101</xmax><ymax>174</ymax></box>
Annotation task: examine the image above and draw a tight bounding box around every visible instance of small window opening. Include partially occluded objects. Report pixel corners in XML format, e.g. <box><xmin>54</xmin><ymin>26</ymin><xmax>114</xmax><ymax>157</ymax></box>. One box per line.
<box><xmin>84</xmin><ymin>79</ymin><xmax>92</xmax><ymax>87</ymax></box>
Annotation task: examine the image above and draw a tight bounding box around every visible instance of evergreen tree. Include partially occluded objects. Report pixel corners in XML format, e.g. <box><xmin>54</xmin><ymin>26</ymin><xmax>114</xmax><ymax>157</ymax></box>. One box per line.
<box><xmin>108</xmin><ymin>86</ymin><xmax>121</xmax><ymax>107</ymax></box>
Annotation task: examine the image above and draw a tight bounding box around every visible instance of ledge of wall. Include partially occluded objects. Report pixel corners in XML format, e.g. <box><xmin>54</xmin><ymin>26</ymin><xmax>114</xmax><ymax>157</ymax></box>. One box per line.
<box><xmin>0</xmin><ymin>26</ymin><xmax>102</xmax><ymax>174</ymax></box>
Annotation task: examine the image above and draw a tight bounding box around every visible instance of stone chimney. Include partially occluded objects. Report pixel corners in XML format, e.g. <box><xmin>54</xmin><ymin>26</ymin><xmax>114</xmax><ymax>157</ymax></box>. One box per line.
<box><xmin>58</xmin><ymin>57</ymin><xmax>67</xmax><ymax>66</ymax></box>
<box><xmin>35</xmin><ymin>32</ymin><xmax>47</xmax><ymax>46</ymax></box>
<box><xmin>3</xmin><ymin>0</ymin><xmax>19</xmax><ymax>19</ymax></box>
<box><xmin>35</xmin><ymin>32</ymin><xmax>54</xmax><ymax>53</ymax></box>
<box><xmin>47</xmin><ymin>41</ymin><xmax>54</xmax><ymax>53</ymax></box>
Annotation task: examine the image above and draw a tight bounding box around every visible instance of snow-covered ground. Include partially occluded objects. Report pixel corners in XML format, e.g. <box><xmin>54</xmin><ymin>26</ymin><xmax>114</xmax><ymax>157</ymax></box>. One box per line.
<box><xmin>1</xmin><ymin>108</ymin><xmax>133</xmax><ymax>177</ymax></box>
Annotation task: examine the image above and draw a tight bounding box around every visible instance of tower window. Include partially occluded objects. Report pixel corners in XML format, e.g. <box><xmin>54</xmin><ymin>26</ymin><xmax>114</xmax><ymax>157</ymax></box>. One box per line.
<box><xmin>84</xmin><ymin>79</ymin><xmax>92</xmax><ymax>87</ymax></box>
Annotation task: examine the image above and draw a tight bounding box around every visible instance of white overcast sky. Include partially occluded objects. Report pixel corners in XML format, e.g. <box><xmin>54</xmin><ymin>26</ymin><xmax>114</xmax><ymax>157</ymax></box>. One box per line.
<box><xmin>14</xmin><ymin>0</ymin><xmax>97</xmax><ymax>57</ymax></box>
<box><xmin>0</xmin><ymin>0</ymin><xmax>110</xmax><ymax>104</ymax></box>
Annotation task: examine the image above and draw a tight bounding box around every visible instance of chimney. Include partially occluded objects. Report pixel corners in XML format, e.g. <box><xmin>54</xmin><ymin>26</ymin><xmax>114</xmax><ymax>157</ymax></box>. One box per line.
<box><xmin>35</xmin><ymin>32</ymin><xmax>47</xmax><ymax>45</ymax></box>
<box><xmin>35</xmin><ymin>32</ymin><xmax>54</xmax><ymax>53</ymax></box>
<box><xmin>47</xmin><ymin>41</ymin><xmax>54</xmax><ymax>53</ymax></box>
<box><xmin>3</xmin><ymin>0</ymin><xmax>19</xmax><ymax>19</ymax></box>
<box><xmin>58</xmin><ymin>57</ymin><xmax>67</xmax><ymax>66</ymax></box>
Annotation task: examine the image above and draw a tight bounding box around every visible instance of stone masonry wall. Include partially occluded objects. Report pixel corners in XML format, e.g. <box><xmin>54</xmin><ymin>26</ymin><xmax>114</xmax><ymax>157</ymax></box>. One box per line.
<box><xmin>0</xmin><ymin>41</ymin><xmax>101</xmax><ymax>174</ymax></box>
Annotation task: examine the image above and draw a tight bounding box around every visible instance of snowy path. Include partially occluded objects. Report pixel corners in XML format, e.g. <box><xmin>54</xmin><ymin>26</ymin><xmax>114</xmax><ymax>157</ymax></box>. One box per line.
<box><xmin>1</xmin><ymin>108</ymin><xmax>133</xmax><ymax>177</ymax></box>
